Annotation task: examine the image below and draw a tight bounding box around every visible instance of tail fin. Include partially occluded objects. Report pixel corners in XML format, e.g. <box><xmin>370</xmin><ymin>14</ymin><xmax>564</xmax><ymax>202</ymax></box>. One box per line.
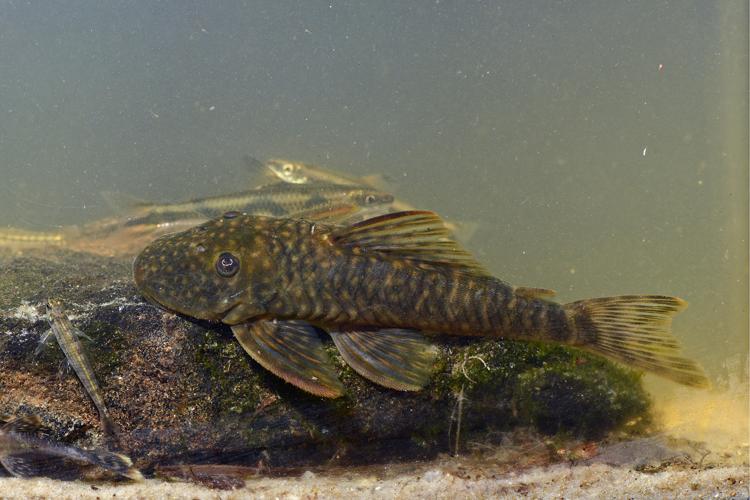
<box><xmin>564</xmin><ymin>295</ymin><xmax>709</xmax><ymax>388</ymax></box>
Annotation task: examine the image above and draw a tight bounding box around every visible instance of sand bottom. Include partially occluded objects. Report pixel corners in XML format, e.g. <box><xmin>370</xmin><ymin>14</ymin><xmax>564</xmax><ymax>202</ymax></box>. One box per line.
<box><xmin>1</xmin><ymin>460</ymin><xmax>747</xmax><ymax>499</ymax></box>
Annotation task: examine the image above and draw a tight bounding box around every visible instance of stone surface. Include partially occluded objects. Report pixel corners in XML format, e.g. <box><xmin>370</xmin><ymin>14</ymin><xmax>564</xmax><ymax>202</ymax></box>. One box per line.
<box><xmin>0</xmin><ymin>248</ymin><xmax>651</xmax><ymax>473</ymax></box>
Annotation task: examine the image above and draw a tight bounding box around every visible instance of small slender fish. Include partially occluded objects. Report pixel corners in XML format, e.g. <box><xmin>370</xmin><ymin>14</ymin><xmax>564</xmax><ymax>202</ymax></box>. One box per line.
<box><xmin>0</xmin><ymin>414</ymin><xmax>142</xmax><ymax>480</ymax></box>
<box><xmin>262</xmin><ymin>158</ymin><xmax>411</xmax><ymax>209</ymax></box>
<box><xmin>105</xmin><ymin>182</ymin><xmax>394</xmax><ymax>227</ymax></box>
<box><xmin>0</xmin><ymin>182</ymin><xmax>395</xmax><ymax>256</ymax></box>
<box><xmin>262</xmin><ymin>158</ymin><xmax>381</xmax><ymax>186</ymax></box>
<box><xmin>133</xmin><ymin>210</ymin><xmax>709</xmax><ymax>399</ymax></box>
<box><xmin>260</xmin><ymin>157</ymin><xmax>475</xmax><ymax>233</ymax></box>
<box><xmin>0</xmin><ymin>227</ymin><xmax>70</xmax><ymax>248</ymax></box>
<box><xmin>44</xmin><ymin>299</ymin><xmax>117</xmax><ymax>437</ymax></box>
<box><xmin>156</xmin><ymin>464</ymin><xmax>255</xmax><ymax>490</ymax></box>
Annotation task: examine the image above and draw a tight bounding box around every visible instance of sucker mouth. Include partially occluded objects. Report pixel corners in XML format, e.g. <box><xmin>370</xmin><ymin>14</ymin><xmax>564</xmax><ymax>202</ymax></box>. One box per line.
<box><xmin>220</xmin><ymin>301</ymin><xmax>251</xmax><ymax>325</ymax></box>
<box><xmin>139</xmin><ymin>291</ymin><xmax>163</xmax><ymax>308</ymax></box>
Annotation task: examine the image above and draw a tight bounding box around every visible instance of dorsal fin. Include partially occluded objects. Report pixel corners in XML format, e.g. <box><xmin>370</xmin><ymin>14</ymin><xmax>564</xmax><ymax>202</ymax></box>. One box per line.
<box><xmin>514</xmin><ymin>286</ymin><xmax>557</xmax><ymax>300</ymax></box>
<box><xmin>331</xmin><ymin>211</ymin><xmax>490</xmax><ymax>276</ymax></box>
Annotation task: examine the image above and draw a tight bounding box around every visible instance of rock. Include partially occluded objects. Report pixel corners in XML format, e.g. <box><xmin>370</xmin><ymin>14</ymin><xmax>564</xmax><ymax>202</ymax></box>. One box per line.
<box><xmin>0</xmin><ymin>248</ymin><xmax>651</xmax><ymax>472</ymax></box>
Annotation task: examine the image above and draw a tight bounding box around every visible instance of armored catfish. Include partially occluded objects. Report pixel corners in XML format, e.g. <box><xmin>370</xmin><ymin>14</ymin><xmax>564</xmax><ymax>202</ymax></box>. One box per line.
<box><xmin>133</xmin><ymin>210</ymin><xmax>708</xmax><ymax>398</ymax></box>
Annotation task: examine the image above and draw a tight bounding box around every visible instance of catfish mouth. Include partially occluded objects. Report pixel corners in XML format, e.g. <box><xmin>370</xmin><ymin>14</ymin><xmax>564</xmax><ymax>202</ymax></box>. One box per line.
<box><xmin>136</xmin><ymin>283</ymin><xmax>239</xmax><ymax>323</ymax></box>
<box><xmin>135</xmin><ymin>278</ymin><xmax>245</xmax><ymax>324</ymax></box>
<box><xmin>219</xmin><ymin>300</ymin><xmax>255</xmax><ymax>325</ymax></box>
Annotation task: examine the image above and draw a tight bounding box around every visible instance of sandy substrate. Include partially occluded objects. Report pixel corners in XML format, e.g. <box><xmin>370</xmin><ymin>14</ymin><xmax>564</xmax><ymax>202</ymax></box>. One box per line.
<box><xmin>0</xmin><ymin>462</ymin><xmax>747</xmax><ymax>499</ymax></box>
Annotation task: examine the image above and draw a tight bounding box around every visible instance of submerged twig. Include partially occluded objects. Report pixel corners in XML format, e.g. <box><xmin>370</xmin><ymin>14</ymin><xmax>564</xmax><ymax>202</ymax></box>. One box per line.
<box><xmin>449</xmin><ymin>353</ymin><xmax>491</xmax><ymax>456</ymax></box>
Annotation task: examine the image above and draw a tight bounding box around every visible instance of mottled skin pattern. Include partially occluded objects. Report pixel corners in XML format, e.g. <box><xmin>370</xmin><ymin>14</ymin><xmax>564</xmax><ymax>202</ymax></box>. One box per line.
<box><xmin>133</xmin><ymin>214</ymin><xmax>573</xmax><ymax>345</ymax></box>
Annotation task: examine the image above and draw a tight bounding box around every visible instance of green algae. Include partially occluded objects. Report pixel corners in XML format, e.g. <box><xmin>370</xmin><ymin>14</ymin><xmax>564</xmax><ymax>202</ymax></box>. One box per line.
<box><xmin>515</xmin><ymin>350</ymin><xmax>650</xmax><ymax>439</ymax></box>
<box><xmin>429</xmin><ymin>339</ymin><xmax>651</xmax><ymax>441</ymax></box>
<box><xmin>193</xmin><ymin>329</ymin><xmax>263</xmax><ymax>416</ymax></box>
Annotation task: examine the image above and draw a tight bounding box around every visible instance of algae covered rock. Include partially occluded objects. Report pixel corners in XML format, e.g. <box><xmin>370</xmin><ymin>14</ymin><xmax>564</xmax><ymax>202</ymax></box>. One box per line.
<box><xmin>0</xmin><ymin>248</ymin><xmax>650</xmax><ymax>471</ymax></box>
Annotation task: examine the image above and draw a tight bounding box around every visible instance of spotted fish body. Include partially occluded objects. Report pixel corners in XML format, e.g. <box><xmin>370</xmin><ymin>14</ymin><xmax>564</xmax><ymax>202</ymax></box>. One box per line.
<box><xmin>134</xmin><ymin>211</ymin><xmax>709</xmax><ymax>397</ymax></box>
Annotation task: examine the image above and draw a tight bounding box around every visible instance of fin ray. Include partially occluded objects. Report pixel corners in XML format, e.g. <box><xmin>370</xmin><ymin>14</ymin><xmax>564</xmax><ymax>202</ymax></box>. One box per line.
<box><xmin>1</xmin><ymin>416</ymin><xmax>142</xmax><ymax>480</ymax></box>
<box><xmin>565</xmin><ymin>295</ymin><xmax>710</xmax><ymax>388</ymax></box>
<box><xmin>332</xmin><ymin>211</ymin><xmax>491</xmax><ymax>276</ymax></box>
<box><xmin>515</xmin><ymin>286</ymin><xmax>557</xmax><ymax>300</ymax></box>
<box><xmin>232</xmin><ymin>320</ymin><xmax>345</xmax><ymax>398</ymax></box>
<box><xmin>330</xmin><ymin>328</ymin><xmax>438</xmax><ymax>391</ymax></box>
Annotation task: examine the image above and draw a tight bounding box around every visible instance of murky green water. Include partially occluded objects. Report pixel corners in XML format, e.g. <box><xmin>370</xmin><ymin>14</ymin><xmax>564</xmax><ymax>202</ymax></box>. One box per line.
<box><xmin>1</xmin><ymin>0</ymin><xmax>747</xmax><ymax>462</ymax></box>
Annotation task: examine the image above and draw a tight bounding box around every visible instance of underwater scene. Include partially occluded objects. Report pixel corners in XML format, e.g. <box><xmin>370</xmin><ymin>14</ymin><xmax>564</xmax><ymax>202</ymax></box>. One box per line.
<box><xmin>0</xmin><ymin>1</ymin><xmax>747</xmax><ymax>498</ymax></box>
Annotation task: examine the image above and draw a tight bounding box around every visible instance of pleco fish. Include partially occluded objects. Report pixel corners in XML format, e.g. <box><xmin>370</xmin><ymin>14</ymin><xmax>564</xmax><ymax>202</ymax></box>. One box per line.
<box><xmin>133</xmin><ymin>210</ymin><xmax>709</xmax><ymax>398</ymax></box>
<box><xmin>39</xmin><ymin>299</ymin><xmax>117</xmax><ymax>437</ymax></box>
<box><xmin>0</xmin><ymin>414</ymin><xmax>141</xmax><ymax>480</ymax></box>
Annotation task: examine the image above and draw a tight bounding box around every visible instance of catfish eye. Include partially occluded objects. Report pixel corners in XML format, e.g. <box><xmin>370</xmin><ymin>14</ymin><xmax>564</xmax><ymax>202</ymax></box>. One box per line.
<box><xmin>283</xmin><ymin>163</ymin><xmax>294</xmax><ymax>173</ymax></box>
<box><xmin>365</xmin><ymin>194</ymin><xmax>376</xmax><ymax>204</ymax></box>
<box><xmin>215</xmin><ymin>252</ymin><xmax>240</xmax><ymax>277</ymax></box>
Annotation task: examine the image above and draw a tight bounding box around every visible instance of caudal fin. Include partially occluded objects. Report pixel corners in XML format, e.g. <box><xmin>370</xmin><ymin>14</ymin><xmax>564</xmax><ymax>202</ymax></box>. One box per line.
<box><xmin>564</xmin><ymin>295</ymin><xmax>709</xmax><ymax>388</ymax></box>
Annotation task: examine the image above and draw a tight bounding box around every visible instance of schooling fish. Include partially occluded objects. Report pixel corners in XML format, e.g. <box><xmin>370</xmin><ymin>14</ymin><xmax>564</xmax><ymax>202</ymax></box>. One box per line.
<box><xmin>38</xmin><ymin>299</ymin><xmax>117</xmax><ymax>438</ymax></box>
<box><xmin>133</xmin><ymin>211</ymin><xmax>709</xmax><ymax>398</ymax></box>
<box><xmin>0</xmin><ymin>182</ymin><xmax>394</xmax><ymax>257</ymax></box>
<box><xmin>0</xmin><ymin>414</ymin><xmax>141</xmax><ymax>480</ymax></box>
<box><xmin>104</xmin><ymin>182</ymin><xmax>394</xmax><ymax>228</ymax></box>
<box><xmin>260</xmin><ymin>157</ymin><xmax>388</xmax><ymax>188</ymax></box>
<box><xmin>259</xmin><ymin>157</ymin><xmax>477</xmax><ymax>236</ymax></box>
<box><xmin>0</xmin><ymin>227</ymin><xmax>71</xmax><ymax>249</ymax></box>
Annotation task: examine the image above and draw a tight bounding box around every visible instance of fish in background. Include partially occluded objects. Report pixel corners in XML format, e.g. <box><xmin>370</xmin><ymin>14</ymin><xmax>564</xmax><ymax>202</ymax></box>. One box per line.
<box><xmin>0</xmin><ymin>226</ymin><xmax>71</xmax><ymax>248</ymax></box>
<box><xmin>0</xmin><ymin>179</ymin><xmax>395</xmax><ymax>256</ymax></box>
<box><xmin>37</xmin><ymin>299</ymin><xmax>118</xmax><ymax>439</ymax></box>
<box><xmin>134</xmin><ymin>210</ymin><xmax>709</xmax><ymax>399</ymax></box>
<box><xmin>252</xmin><ymin>156</ymin><xmax>478</xmax><ymax>238</ymax></box>
<box><xmin>101</xmin><ymin>181</ymin><xmax>394</xmax><ymax>226</ymax></box>
<box><xmin>0</xmin><ymin>414</ymin><xmax>141</xmax><ymax>481</ymax></box>
<box><xmin>258</xmin><ymin>157</ymin><xmax>391</xmax><ymax>190</ymax></box>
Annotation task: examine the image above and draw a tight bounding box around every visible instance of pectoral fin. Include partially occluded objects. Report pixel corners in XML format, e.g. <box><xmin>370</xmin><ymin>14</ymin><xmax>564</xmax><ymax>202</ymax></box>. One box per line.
<box><xmin>0</xmin><ymin>416</ymin><xmax>142</xmax><ymax>480</ymax></box>
<box><xmin>0</xmin><ymin>451</ymin><xmax>81</xmax><ymax>479</ymax></box>
<box><xmin>34</xmin><ymin>329</ymin><xmax>54</xmax><ymax>356</ymax></box>
<box><xmin>329</xmin><ymin>329</ymin><xmax>438</xmax><ymax>391</ymax></box>
<box><xmin>231</xmin><ymin>320</ymin><xmax>345</xmax><ymax>398</ymax></box>
<box><xmin>2</xmin><ymin>414</ymin><xmax>47</xmax><ymax>434</ymax></box>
